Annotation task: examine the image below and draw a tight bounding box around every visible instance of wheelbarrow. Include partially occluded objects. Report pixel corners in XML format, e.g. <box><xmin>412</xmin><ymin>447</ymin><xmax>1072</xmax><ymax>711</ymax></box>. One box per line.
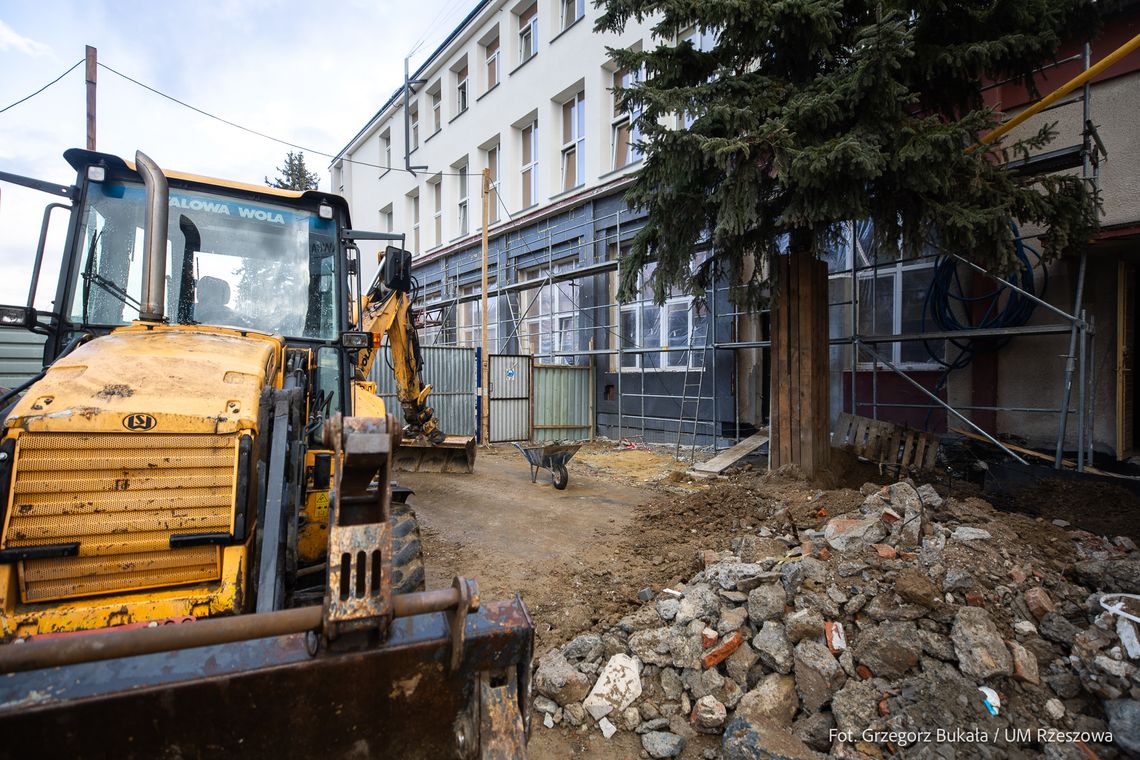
<box><xmin>513</xmin><ymin>441</ymin><xmax>583</xmax><ymax>490</ymax></box>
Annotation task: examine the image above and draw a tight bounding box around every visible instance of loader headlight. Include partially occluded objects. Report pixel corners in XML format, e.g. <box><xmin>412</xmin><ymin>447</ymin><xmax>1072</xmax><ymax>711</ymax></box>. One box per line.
<box><xmin>0</xmin><ymin>305</ymin><xmax>33</xmax><ymax>328</ymax></box>
<box><xmin>341</xmin><ymin>331</ymin><xmax>371</xmax><ymax>349</ymax></box>
<box><xmin>87</xmin><ymin>166</ymin><xmax>106</xmax><ymax>183</ymax></box>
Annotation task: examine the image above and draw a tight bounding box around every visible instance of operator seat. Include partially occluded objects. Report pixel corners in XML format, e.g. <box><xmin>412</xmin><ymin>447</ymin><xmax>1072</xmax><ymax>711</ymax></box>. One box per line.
<box><xmin>194</xmin><ymin>276</ymin><xmax>241</xmax><ymax>326</ymax></box>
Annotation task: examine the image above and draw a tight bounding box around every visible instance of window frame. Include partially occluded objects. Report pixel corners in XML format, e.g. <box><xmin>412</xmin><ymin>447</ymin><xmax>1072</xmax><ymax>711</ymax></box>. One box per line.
<box><xmin>380</xmin><ymin>130</ymin><xmax>392</xmax><ymax>174</ymax></box>
<box><xmin>409</xmin><ymin>103</ymin><xmax>420</xmax><ymax>151</ymax></box>
<box><xmin>559</xmin><ymin>0</ymin><xmax>584</xmax><ymax>31</ymax></box>
<box><xmin>485</xmin><ymin>36</ymin><xmax>500</xmax><ymax>90</ymax></box>
<box><xmin>560</xmin><ymin>91</ymin><xmax>585</xmax><ymax>192</ymax></box>
<box><xmin>430</xmin><ymin>87</ymin><xmax>442</xmax><ymax>134</ymax></box>
<box><xmin>610</xmin><ymin>67</ymin><xmax>642</xmax><ymax>170</ymax></box>
<box><xmin>457</xmin><ymin>163</ymin><xmax>470</xmax><ymax>237</ymax></box>
<box><xmin>517</xmin><ymin>3</ymin><xmax>538</xmax><ymax>64</ymax></box>
<box><xmin>456</xmin><ymin>65</ymin><xmax>469</xmax><ymax>115</ymax></box>
<box><xmin>458</xmin><ymin>282</ymin><xmax>498</xmax><ymax>350</ymax></box>
<box><xmin>520</xmin><ymin>121</ymin><xmax>538</xmax><ymax>208</ymax></box>
<box><xmin>410</xmin><ymin>194</ymin><xmax>421</xmax><ymax>254</ymax></box>
<box><xmin>519</xmin><ymin>260</ymin><xmax>579</xmax><ymax>364</ymax></box>
<box><xmin>486</xmin><ymin>145</ymin><xmax>500</xmax><ymax>224</ymax></box>
<box><xmin>616</xmin><ymin>260</ymin><xmax>706</xmax><ymax>371</ymax></box>
<box><xmin>431</xmin><ymin>180</ymin><xmax>443</xmax><ymax>248</ymax></box>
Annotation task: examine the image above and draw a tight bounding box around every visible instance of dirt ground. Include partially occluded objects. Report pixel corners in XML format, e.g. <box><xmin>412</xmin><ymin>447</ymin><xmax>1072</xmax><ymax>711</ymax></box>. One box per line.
<box><xmin>400</xmin><ymin>442</ymin><xmax>875</xmax><ymax>759</ymax></box>
<box><xmin>400</xmin><ymin>442</ymin><xmax>1140</xmax><ymax>759</ymax></box>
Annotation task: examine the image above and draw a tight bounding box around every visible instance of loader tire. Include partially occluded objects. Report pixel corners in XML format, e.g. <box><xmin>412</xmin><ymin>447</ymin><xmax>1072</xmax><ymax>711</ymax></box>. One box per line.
<box><xmin>390</xmin><ymin>500</ymin><xmax>426</xmax><ymax>594</ymax></box>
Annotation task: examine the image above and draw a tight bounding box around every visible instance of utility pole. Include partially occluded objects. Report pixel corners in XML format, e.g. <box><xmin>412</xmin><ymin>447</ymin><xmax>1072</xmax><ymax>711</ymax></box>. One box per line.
<box><xmin>85</xmin><ymin>46</ymin><xmax>97</xmax><ymax>150</ymax></box>
<box><xmin>480</xmin><ymin>168</ymin><xmax>491</xmax><ymax>445</ymax></box>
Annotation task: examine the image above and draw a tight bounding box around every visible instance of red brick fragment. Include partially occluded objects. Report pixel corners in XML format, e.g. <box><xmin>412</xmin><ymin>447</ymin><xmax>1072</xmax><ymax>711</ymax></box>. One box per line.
<box><xmin>1025</xmin><ymin>587</ymin><xmax>1056</xmax><ymax>620</ymax></box>
<box><xmin>701</xmin><ymin>630</ymin><xmax>743</xmax><ymax>669</ymax></box>
<box><xmin>871</xmin><ymin>543</ymin><xmax>896</xmax><ymax>559</ymax></box>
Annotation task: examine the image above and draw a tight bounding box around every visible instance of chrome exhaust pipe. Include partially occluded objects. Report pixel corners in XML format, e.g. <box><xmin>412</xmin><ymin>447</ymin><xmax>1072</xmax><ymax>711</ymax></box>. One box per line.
<box><xmin>135</xmin><ymin>150</ymin><xmax>168</xmax><ymax>322</ymax></box>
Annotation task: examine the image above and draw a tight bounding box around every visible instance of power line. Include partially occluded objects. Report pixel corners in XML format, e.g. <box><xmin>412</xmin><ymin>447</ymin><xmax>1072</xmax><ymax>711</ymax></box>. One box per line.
<box><xmin>0</xmin><ymin>59</ymin><xmax>83</xmax><ymax>115</ymax></box>
<box><xmin>97</xmin><ymin>61</ymin><xmax>469</xmax><ymax>178</ymax></box>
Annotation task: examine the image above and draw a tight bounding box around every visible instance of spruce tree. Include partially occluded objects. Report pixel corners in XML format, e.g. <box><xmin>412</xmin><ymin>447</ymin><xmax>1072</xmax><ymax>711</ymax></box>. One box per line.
<box><xmin>266</xmin><ymin>151</ymin><xmax>319</xmax><ymax>191</ymax></box>
<box><xmin>596</xmin><ymin>0</ymin><xmax>1102</xmax><ymax>303</ymax></box>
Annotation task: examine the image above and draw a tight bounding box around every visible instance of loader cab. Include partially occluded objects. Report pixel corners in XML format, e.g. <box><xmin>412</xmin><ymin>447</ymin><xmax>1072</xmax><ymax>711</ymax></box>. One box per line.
<box><xmin>32</xmin><ymin>150</ymin><xmax>360</xmax><ymax>419</ymax></box>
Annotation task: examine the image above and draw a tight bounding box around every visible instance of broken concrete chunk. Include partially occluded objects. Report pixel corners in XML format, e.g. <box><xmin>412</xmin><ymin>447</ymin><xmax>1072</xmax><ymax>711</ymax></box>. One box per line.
<box><xmin>793</xmin><ymin>639</ymin><xmax>846</xmax><ymax>712</ymax></box>
<box><xmin>735</xmin><ymin>673</ymin><xmax>799</xmax><ymax>725</ymax></box>
<box><xmin>747</xmin><ymin>582</ymin><xmax>786</xmax><ymax>625</ymax></box>
<box><xmin>722</xmin><ymin>715</ymin><xmax>822</xmax><ymax>760</ymax></box>
<box><xmin>562</xmin><ymin>633</ymin><xmax>604</xmax><ymax>664</ymax></box>
<box><xmin>598</xmin><ymin>716</ymin><xmax>617</xmax><ymax>738</ymax></box>
<box><xmin>853</xmin><ymin>621</ymin><xmax>921</xmax><ymax>679</ymax></box>
<box><xmin>642</xmin><ymin>731</ymin><xmax>686</xmax><ymax>759</ymax></box>
<box><xmin>718</xmin><ymin>605</ymin><xmax>749</xmax><ymax>635</ymax></box>
<box><xmin>534</xmin><ymin>650</ymin><xmax>591</xmax><ymax>706</ymax></box>
<box><xmin>583</xmin><ymin>653</ymin><xmax>643</xmax><ymax>720</ymax></box>
<box><xmin>951</xmin><ymin>526</ymin><xmax>992</xmax><ymax>542</ymax></box>
<box><xmin>753</xmin><ymin>620</ymin><xmax>794</xmax><ymax>675</ymax></box>
<box><xmin>951</xmin><ymin>607</ymin><xmax>1013</xmax><ymax>680</ymax></box>
<box><xmin>784</xmin><ymin>608</ymin><xmax>825</xmax><ymax>644</ymax></box>
<box><xmin>676</xmin><ymin>584</ymin><xmax>721</xmax><ymax>625</ymax></box>
<box><xmin>656</xmin><ymin>598</ymin><xmax>680</xmax><ymax>621</ymax></box>
<box><xmin>691</xmin><ymin>695</ymin><xmax>727</xmax><ymax>734</ymax></box>
<box><xmin>824</xmin><ymin>517</ymin><xmax>888</xmax><ymax>553</ymax></box>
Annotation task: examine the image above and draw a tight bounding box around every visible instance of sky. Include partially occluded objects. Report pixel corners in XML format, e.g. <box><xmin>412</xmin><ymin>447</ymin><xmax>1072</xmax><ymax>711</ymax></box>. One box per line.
<box><xmin>0</xmin><ymin>0</ymin><xmax>467</xmax><ymax>308</ymax></box>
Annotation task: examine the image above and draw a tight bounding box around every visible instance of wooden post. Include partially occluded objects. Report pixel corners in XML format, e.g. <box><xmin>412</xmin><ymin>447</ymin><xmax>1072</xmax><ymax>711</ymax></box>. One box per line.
<box><xmin>480</xmin><ymin>168</ymin><xmax>491</xmax><ymax>445</ymax></box>
<box><xmin>769</xmin><ymin>254</ymin><xmax>831</xmax><ymax>476</ymax></box>
<box><xmin>85</xmin><ymin>46</ymin><xmax>97</xmax><ymax>150</ymax></box>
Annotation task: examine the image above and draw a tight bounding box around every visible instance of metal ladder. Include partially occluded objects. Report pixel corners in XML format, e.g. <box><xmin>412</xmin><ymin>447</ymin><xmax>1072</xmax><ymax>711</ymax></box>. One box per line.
<box><xmin>674</xmin><ymin>315</ymin><xmax>709</xmax><ymax>460</ymax></box>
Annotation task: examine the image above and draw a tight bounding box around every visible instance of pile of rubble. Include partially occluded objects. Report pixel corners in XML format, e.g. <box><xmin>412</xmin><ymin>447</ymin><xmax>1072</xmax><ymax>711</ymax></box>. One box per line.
<box><xmin>532</xmin><ymin>480</ymin><xmax>1140</xmax><ymax>758</ymax></box>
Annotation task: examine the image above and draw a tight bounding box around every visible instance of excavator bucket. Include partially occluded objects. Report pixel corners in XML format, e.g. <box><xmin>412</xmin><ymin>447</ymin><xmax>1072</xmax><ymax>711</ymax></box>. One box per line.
<box><xmin>0</xmin><ymin>598</ymin><xmax>533</xmax><ymax>759</ymax></box>
<box><xmin>396</xmin><ymin>434</ymin><xmax>477</xmax><ymax>473</ymax></box>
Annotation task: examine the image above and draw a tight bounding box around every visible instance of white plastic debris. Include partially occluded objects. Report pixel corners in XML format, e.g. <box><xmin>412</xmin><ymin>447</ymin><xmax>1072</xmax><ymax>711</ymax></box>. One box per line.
<box><xmin>598</xmin><ymin>716</ymin><xmax>617</xmax><ymax>739</ymax></box>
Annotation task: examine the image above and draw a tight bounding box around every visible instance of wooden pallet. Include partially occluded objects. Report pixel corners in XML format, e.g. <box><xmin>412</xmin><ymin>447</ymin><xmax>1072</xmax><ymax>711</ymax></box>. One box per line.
<box><xmin>833</xmin><ymin>412</ymin><xmax>939</xmax><ymax>471</ymax></box>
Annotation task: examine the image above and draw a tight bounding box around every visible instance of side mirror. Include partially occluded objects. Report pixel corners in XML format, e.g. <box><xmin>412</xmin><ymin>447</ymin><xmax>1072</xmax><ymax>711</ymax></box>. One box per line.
<box><xmin>382</xmin><ymin>246</ymin><xmax>412</xmax><ymax>294</ymax></box>
<box><xmin>0</xmin><ymin>305</ymin><xmax>35</xmax><ymax>329</ymax></box>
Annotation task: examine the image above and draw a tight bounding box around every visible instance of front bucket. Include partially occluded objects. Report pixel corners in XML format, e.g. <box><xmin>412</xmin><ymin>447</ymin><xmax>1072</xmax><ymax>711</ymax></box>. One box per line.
<box><xmin>396</xmin><ymin>435</ymin><xmax>476</xmax><ymax>473</ymax></box>
<box><xmin>0</xmin><ymin>598</ymin><xmax>532</xmax><ymax>759</ymax></box>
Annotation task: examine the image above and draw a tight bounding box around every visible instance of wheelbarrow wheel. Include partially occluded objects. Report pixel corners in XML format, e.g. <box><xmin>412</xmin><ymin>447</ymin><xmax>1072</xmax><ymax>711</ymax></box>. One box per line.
<box><xmin>552</xmin><ymin>463</ymin><xmax>569</xmax><ymax>490</ymax></box>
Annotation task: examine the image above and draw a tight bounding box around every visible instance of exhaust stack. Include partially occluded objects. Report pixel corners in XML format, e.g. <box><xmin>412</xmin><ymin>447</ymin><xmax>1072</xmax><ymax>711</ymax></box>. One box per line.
<box><xmin>135</xmin><ymin>150</ymin><xmax>169</xmax><ymax>322</ymax></box>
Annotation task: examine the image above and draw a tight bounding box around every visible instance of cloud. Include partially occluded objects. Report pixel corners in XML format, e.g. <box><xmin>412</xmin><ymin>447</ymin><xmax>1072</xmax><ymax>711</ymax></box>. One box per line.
<box><xmin>0</xmin><ymin>20</ymin><xmax>50</xmax><ymax>56</ymax></box>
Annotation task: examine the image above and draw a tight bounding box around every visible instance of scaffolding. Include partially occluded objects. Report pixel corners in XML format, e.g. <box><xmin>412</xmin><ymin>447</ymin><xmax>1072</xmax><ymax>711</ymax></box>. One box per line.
<box><xmin>409</xmin><ymin>39</ymin><xmax>1114</xmax><ymax>468</ymax></box>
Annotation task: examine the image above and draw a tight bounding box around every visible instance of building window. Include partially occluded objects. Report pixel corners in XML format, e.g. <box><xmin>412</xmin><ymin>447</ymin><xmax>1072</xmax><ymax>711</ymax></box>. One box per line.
<box><xmin>456</xmin><ymin>65</ymin><xmax>469</xmax><ymax>114</ymax></box>
<box><xmin>409</xmin><ymin>104</ymin><xmax>420</xmax><ymax>150</ymax></box>
<box><xmin>560</xmin><ymin>0</ymin><xmax>584</xmax><ymax>31</ymax></box>
<box><xmin>459</xmin><ymin>283</ymin><xmax>497</xmax><ymax>350</ymax></box>
<box><xmin>520</xmin><ymin>121</ymin><xmax>538</xmax><ymax>208</ymax></box>
<box><xmin>379</xmin><ymin>204</ymin><xmax>393</xmax><ymax>233</ymax></box>
<box><xmin>429</xmin><ymin>82</ymin><xmax>442</xmax><ymax>134</ymax></box>
<box><xmin>380</xmin><ymin>130</ymin><xmax>392</xmax><ymax>173</ymax></box>
<box><xmin>457</xmin><ymin>163</ymin><xmax>470</xmax><ymax>236</ymax></box>
<box><xmin>560</xmin><ymin>91</ymin><xmax>585</xmax><ymax>191</ymax></box>
<box><xmin>856</xmin><ymin>263</ymin><xmax>942</xmax><ymax>367</ymax></box>
<box><xmin>617</xmin><ymin>261</ymin><xmax>707</xmax><ymax>370</ymax></box>
<box><xmin>432</xmin><ymin>180</ymin><xmax>443</xmax><ymax>247</ymax></box>
<box><xmin>519</xmin><ymin>261</ymin><xmax>579</xmax><ymax>362</ymax></box>
<box><xmin>611</xmin><ymin>67</ymin><xmax>642</xmax><ymax>170</ymax></box>
<box><xmin>410</xmin><ymin>194</ymin><xmax>421</xmax><ymax>255</ymax></box>
<box><xmin>486</xmin><ymin>145</ymin><xmax>500</xmax><ymax>224</ymax></box>
<box><xmin>680</xmin><ymin>27</ymin><xmax>717</xmax><ymax>129</ymax></box>
<box><xmin>518</xmin><ymin>3</ymin><xmax>537</xmax><ymax>63</ymax></box>
<box><xmin>485</xmin><ymin>36</ymin><xmax>500</xmax><ymax>90</ymax></box>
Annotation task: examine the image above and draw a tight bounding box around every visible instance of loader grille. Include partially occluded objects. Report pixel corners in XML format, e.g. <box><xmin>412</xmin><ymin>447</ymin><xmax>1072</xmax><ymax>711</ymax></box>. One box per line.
<box><xmin>5</xmin><ymin>433</ymin><xmax>237</xmax><ymax>602</ymax></box>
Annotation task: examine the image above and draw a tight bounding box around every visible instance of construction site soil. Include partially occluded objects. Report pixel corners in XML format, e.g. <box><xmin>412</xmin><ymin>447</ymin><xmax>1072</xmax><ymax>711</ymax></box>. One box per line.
<box><xmin>405</xmin><ymin>443</ymin><xmax>1140</xmax><ymax>759</ymax></box>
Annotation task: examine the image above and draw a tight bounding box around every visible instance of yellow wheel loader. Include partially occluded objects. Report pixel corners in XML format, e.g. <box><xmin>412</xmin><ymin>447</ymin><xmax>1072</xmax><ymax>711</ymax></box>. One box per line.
<box><xmin>0</xmin><ymin>150</ymin><xmax>529</xmax><ymax>758</ymax></box>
